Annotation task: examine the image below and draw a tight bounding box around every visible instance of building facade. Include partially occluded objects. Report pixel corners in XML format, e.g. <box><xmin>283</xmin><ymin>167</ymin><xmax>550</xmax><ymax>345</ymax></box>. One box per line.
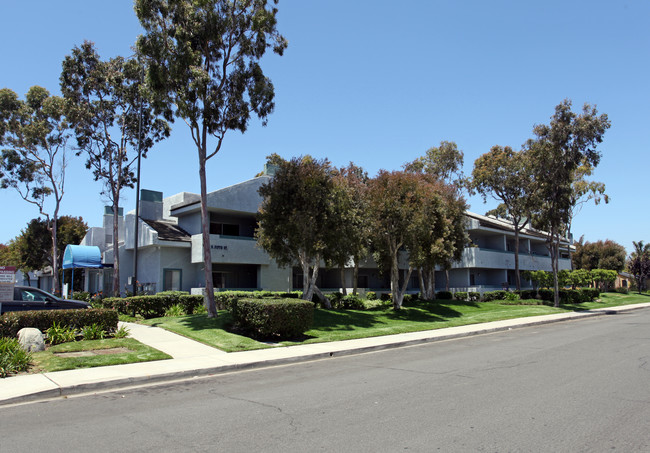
<box><xmin>80</xmin><ymin>171</ymin><xmax>573</xmax><ymax>296</ymax></box>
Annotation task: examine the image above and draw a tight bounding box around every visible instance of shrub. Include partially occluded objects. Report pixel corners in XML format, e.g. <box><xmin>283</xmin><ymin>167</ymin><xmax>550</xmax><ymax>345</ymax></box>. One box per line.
<box><xmin>46</xmin><ymin>322</ymin><xmax>77</xmax><ymax>345</ymax></box>
<box><xmin>165</xmin><ymin>304</ymin><xmax>186</xmax><ymax>317</ymax></box>
<box><xmin>327</xmin><ymin>292</ymin><xmax>343</xmax><ymax>307</ymax></box>
<box><xmin>0</xmin><ymin>337</ymin><xmax>32</xmax><ymax>378</ymax></box>
<box><xmin>537</xmin><ymin>289</ymin><xmax>554</xmax><ymax>301</ymax></box>
<box><xmin>436</xmin><ymin>291</ymin><xmax>453</xmax><ymax>300</ymax></box>
<box><xmin>113</xmin><ymin>325</ymin><xmax>130</xmax><ymax>339</ymax></box>
<box><xmin>71</xmin><ymin>291</ymin><xmax>91</xmax><ymax>302</ymax></box>
<box><xmin>232</xmin><ymin>298</ymin><xmax>313</xmax><ymax>339</ymax></box>
<box><xmin>81</xmin><ymin>323</ymin><xmax>106</xmax><ymax>341</ymax></box>
<box><xmin>454</xmin><ymin>291</ymin><xmax>468</xmax><ymax>301</ymax></box>
<box><xmin>519</xmin><ymin>290</ymin><xmax>537</xmax><ymax>300</ymax></box>
<box><xmin>504</xmin><ymin>291</ymin><xmax>520</xmax><ymax>301</ymax></box>
<box><xmin>366</xmin><ymin>291</ymin><xmax>377</xmax><ymax>300</ymax></box>
<box><xmin>468</xmin><ymin>292</ymin><xmax>480</xmax><ymax>302</ymax></box>
<box><xmin>482</xmin><ymin>290</ymin><xmax>508</xmax><ymax>302</ymax></box>
<box><xmin>615</xmin><ymin>287</ymin><xmax>629</xmax><ymax>294</ymax></box>
<box><xmin>402</xmin><ymin>294</ymin><xmax>417</xmax><ymax>305</ymax></box>
<box><xmin>340</xmin><ymin>294</ymin><xmax>366</xmax><ymax>310</ymax></box>
<box><xmin>582</xmin><ymin>287</ymin><xmax>600</xmax><ymax>300</ymax></box>
<box><xmin>0</xmin><ymin>309</ymin><xmax>118</xmax><ymax>338</ymax></box>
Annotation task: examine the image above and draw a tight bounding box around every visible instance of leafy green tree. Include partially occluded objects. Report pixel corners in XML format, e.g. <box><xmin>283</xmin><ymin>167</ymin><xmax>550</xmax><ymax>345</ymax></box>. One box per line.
<box><xmin>407</xmin><ymin>178</ymin><xmax>468</xmax><ymax>300</ymax></box>
<box><xmin>136</xmin><ymin>0</ymin><xmax>287</xmax><ymax>317</ymax></box>
<box><xmin>61</xmin><ymin>41</ymin><xmax>170</xmax><ymax>296</ymax></box>
<box><xmin>404</xmin><ymin>141</ymin><xmax>469</xmax><ymax>296</ymax></box>
<box><xmin>528</xmin><ymin>99</ymin><xmax>610</xmax><ymax>307</ymax></box>
<box><xmin>0</xmin><ymin>86</ymin><xmax>70</xmax><ymax>294</ymax></box>
<box><xmin>565</xmin><ymin>163</ymin><xmax>608</xmax><ymax>267</ymax></box>
<box><xmin>590</xmin><ymin>269</ymin><xmax>617</xmax><ymax>291</ymax></box>
<box><xmin>472</xmin><ymin>146</ymin><xmax>536</xmax><ymax>290</ymax></box>
<box><xmin>404</xmin><ymin>140</ymin><xmax>467</xmax><ymax>189</ymax></box>
<box><xmin>627</xmin><ymin>241</ymin><xmax>650</xmax><ymax>293</ymax></box>
<box><xmin>566</xmin><ymin>269</ymin><xmax>591</xmax><ymax>289</ymax></box>
<box><xmin>2</xmin><ymin>216</ymin><xmax>89</xmax><ymax>289</ymax></box>
<box><xmin>572</xmin><ymin>238</ymin><xmax>626</xmax><ymax>272</ymax></box>
<box><xmin>257</xmin><ymin>156</ymin><xmax>337</xmax><ymax>307</ymax></box>
<box><xmin>328</xmin><ymin>163</ymin><xmax>370</xmax><ymax>296</ymax></box>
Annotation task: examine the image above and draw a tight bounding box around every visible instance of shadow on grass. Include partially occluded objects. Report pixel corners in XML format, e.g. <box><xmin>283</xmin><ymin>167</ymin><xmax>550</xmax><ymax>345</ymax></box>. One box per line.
<box><xmin>149</xmin><ymin>312</ymin><xmax>230</xmax><ymax>330</ymax></box>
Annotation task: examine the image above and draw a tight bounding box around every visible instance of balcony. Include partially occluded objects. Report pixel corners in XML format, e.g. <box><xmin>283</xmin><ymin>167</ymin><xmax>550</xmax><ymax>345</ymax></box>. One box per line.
<box><xmin>460</xmin><ymin>247</ymin><xmax>571</xmax><ymax>271</ymax></box>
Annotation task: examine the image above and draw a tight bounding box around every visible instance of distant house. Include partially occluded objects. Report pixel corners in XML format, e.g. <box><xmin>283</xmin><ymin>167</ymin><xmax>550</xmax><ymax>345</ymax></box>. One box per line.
<box><xmin>79</xmin><ymin>168</ymin><xmax>573</xmax><ymax>297</ymax></box>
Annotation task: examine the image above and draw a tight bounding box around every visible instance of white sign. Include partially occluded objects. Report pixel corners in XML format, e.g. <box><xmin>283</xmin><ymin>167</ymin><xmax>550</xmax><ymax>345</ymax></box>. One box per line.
<box><xmin>0</xmin><ymin>266</ymin><xmax>16</xmax><ymax>302</ymax></box>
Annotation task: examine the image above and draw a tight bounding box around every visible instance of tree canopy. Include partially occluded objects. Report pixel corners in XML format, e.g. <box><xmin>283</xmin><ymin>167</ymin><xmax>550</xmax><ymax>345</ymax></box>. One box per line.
<box><xmin>528</xmin><ymin>99</ymin><xmax>610</xmax><ymax>307</ymax></box>
<box><xmin>256</xmin><ymin>156</ymin><xmax>338</xmax><ymax>305</ymax></box>
<box><xmin>572</xmin><ymin>239</ymin><xmax>626</xmax><ymax>272</ymax></box>
<box><xmin>0</xmin><ymin>86</ymin><xmax>70</xmax><ymax>293</ymax></box>
<box><xmin>136</xmin><ymin>0</ymin><xmax>287</xmax><ymax>316</ymax></box>
<box><xmin>472</xmin><ymin>145</ymin><xmax>536</xmax><ymax>290</ymax></box>
<box><xmin>61</xmin><ymin>41</ymin><xmax>170</xmax><ymax>296</ymax></box>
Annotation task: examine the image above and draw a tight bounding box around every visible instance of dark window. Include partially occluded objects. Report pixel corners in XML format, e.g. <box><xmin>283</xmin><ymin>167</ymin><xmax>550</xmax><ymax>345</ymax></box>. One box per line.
<box><xmin>210</xmin><ymin>222</ymin><xmax>240</xmax><ymax>236</ymax></box>
<box><xmin>163</xmin><ymin>269</ymin><xmax>182</xmax><ymax>291</ymax></box>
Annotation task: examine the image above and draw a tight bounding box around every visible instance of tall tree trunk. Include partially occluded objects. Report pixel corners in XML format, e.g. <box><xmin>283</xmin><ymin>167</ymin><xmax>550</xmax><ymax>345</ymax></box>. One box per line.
<box><xmin>352</xmin><ymin>258</ymin><xmax>359</xmax><ymax>296</ymax></box>
<box><xmin>427</xmin><ymin>267</ymin><xmax>435</xmax><ymax>300</ymax></box>
<box><xmin>50</xmin><ymin>215</ymin><xmax>59</xmax><ymax>295</ymax></box>
<box><xmin>514</xmin><ymin>228</ymin><xmax>521</xmax><ymax>291</ymax></box>
<box><xmin>112</xmin><ymin>198</ymin><xmax>120</xmax><ymax>297</ymax></box>
<box><xmin>199</xmin><ymin>153</ymin><xmax>216</xmax><ymax>317</ymax></box>
<box><xmin>445</xmin><ymin>268</ymin><xmax>450</xmax><ymax>292</ymax></box>
<box><xmin>418</xmin><ymin>268</ymin><xmax>425</xmax><ymax>299</ymax></box>
<box><xmin>390</xmin><ymin>247</ymin><xmax>401</xmax><ymax>309</ymax></box>
<box><xmin>340</xmin><ymin>266</ymin><xmax>347</xmax><ymax>295</ymax></box>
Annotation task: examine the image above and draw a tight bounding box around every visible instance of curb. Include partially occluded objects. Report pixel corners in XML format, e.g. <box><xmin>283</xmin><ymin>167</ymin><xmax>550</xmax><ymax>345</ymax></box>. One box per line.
<box><xmin>2</xmin><ymin>304</ymin><xmax>648</xmax><ymax>406</ymax></box>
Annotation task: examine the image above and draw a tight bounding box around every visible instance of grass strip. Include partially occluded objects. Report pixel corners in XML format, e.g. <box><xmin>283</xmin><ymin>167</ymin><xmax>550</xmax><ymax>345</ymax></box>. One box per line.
<box><xmin>142</xmin><ymin>292</ymin><xmax>650</xmax><ymax>352</ymax></box>
<box><xmin>30</xmin><ymin>338</ymin><xmax>171</xmax><ymax>373</ymax></box>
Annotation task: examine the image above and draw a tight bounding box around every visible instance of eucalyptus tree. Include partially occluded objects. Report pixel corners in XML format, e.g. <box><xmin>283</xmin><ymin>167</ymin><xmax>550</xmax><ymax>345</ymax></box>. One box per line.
<box><xmin>565</xmin><ymin>162</ymin><xmax>608</xmax><ymax>267</ymax></box>
<box><xmin>136</xmin><ymin>0</ymin><xmax>287</xmax><ymax>316</ymax></box>
<box><xmin>256</xmin><ymin>156</ymin><xmax>337</xmax><ymax>306</ymax></box>
<box><xmin>472</xmin><ymin>145</ymin><xmax>536</xmax><ymax>290</ymax></box>
<box><xmin>0</xmin><ymin>86</ymin><xmax>70</xmax><ymax>293</ymax></box>
<box><xmin>61</xmin><ymin>41</ymin><xmax>170</xmax><ymax>296</ymax></box>
<box><xmin>403</xmin><ymin>140</ymin><xmax>467</xmax><ymax>189</ymax></box>
<box><xmin>528</xmin><ymin>99</ymin><xmax>610</xmax><ymax>307</ymax></box>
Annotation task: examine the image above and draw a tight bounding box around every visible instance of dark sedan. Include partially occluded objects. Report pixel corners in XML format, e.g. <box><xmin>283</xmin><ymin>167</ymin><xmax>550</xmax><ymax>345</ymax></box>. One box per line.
<box><xmin>0</xmin><ymin>286</ymin><xmax>90</xmax><ymax>315</ymax></box>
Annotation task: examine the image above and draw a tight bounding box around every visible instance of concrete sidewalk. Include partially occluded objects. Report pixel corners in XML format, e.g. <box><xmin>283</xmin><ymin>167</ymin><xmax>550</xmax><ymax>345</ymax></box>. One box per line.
<box><xmin>2</xmin><ymin>303</ymin><xmax>649</xmax><ymax>406</ymax></box>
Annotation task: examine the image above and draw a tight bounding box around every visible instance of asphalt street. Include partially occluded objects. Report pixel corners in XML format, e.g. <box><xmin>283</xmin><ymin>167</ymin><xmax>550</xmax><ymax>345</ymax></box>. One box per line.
<box><xmin>2</xmin><ymin>309</ymin><xmax>649</xmax><ymax>452</ymax></box>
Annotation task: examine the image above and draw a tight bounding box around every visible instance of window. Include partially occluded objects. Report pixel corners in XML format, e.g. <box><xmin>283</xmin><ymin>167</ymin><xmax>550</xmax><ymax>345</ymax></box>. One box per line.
<box><xmin>210</xmin><ymin>222</ymin><xmax>240</xmax><ymax>236</ymax></box>
<box><xmin>357</xmin><ymin>275</ymin><xmax>369</xmax><ymax>288</ymax></box>
<box><xmin>213</xmin><ymin>272</ymin><xmax>226</xmax><ymax>289</ymax></box>
<box><xmin>163</xmin><ymin>269</ymin><xmax>182</xmax><ymax>292</ymax></box>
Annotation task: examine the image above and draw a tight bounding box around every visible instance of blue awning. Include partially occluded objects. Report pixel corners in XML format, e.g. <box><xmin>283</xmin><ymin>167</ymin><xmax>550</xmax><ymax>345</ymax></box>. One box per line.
<box><xmin>62</xmin><ymin>245</ymin><xmax>102</xmax><ymax>269</ymax></box>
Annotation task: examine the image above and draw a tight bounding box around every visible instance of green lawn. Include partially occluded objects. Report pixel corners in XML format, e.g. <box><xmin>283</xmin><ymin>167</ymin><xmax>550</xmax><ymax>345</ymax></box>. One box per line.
<box><xmin>142</xmin><ymin>292</ymin><xmax>650</xmax><ymax>352</ymax></box>
<box><xmin>29</xmin><ymin>338</ymin><xmax>171</xmax><ymax>373</ymax></box>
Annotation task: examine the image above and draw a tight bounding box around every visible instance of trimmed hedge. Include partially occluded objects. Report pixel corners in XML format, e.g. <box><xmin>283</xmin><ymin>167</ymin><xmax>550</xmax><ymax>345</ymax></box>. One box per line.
<box><xmin>0</xmin><ymin>308</ymin><xmax>118</xmax><ymax>338</ymax></box>
<box><xmin>101</xmin><ymin>294</ymin><xmax>204</xmax><ymax>318</ymax></box>
<box><xmin>436</xmin><ymin>291</ymin><xmax>453</xmax><ymax>300</ymax></box>
<box><xmin>100</xmin><ymin>291</ymin><xmax>303</xmax><ymax>318</ymax></box>
<box><xmin>468</xmin><ymin>292</ymin><xmax>480</xmax><ymax>302</ymax></box>
<box><xmin>454</xmin><ymin>291</ymin><xmax>468</xmax><ymax>301</ymax></box>
<box><xmin>482</xmin><ymin>290</ymin><xmax>508</xmax><ymax>302</ymax></box>
<box><xmin>231</xmin><ymin>298</ymin><xmax>313</xmax><ymax>339</ymax></box>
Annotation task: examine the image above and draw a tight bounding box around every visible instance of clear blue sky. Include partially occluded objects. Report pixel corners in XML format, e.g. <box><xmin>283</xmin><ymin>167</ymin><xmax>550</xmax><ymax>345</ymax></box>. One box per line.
<box><xmin>1</xmin><ymin>0</ymin><xmax>648</xmax><ymax>254</ymax></box>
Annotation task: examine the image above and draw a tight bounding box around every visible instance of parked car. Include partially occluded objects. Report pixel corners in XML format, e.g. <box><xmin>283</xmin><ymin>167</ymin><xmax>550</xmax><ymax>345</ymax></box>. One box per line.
<box><xmin>0</xmin><ymin>286</ymin><xmax>90</xmax><ymax>315</ymax></box>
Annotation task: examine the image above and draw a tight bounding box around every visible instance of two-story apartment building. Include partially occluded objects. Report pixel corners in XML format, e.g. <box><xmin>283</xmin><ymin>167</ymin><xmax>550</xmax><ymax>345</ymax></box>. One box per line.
<box><xmin>79</xmin><ymin>170</ymin><xmax>573</xmax><ymax>296</ymax></box>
